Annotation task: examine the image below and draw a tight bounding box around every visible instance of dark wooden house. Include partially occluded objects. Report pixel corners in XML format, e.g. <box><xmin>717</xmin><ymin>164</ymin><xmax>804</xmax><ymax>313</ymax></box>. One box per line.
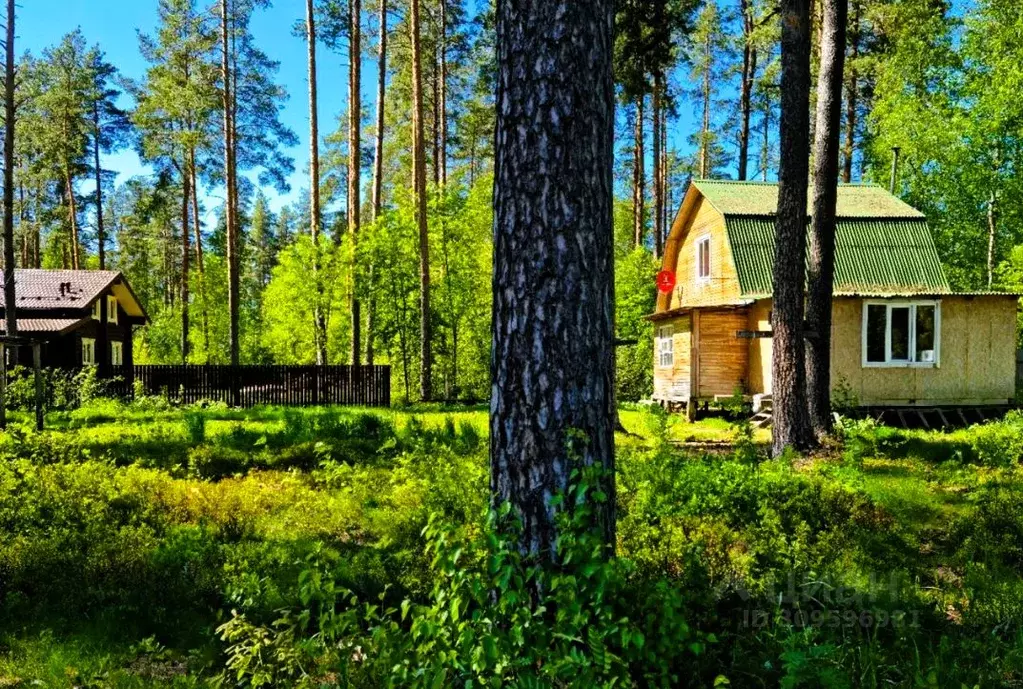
<box><xmin>0</xmin><ymin>269</ymin><xmax>149</xmax><ymax>373</ymax></box>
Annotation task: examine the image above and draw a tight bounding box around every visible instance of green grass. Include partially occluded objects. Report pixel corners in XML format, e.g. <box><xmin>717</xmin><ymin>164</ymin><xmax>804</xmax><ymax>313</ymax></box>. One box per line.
<box><xmin>0</xmin><ymin>399</ymin><xmax>1021</xmax><ymax>686</ymax></box>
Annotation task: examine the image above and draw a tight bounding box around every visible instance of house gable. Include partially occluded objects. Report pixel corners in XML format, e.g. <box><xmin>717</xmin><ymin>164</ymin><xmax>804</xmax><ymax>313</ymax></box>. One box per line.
<box><xmin>657</xmin><ymin>186</ymin><xmax>744</xmax><ymax>312</ymax></box>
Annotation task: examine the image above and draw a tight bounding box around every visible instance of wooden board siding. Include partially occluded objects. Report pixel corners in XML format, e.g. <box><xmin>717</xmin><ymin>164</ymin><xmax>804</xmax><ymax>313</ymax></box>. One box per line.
<box><xmin>747</xmin><ymin>299</ymin><xmax>772</xmax><ymax>395</ymax></box>
<box><xmin>696</xmin><ymin>309</ymin><xmax>749</xmax><ymax>398</ymax></box>
<box><xmin>831</xmin><ymin>295</ymin><xmax>1018</xmax><ymax>405</ymax></box>
<box><xmin>658</xmin><ymin>194</ymin><xmax>744</xmax><ymax>312</ymax></box>
<box><xmin>652</xmin><ymin>314</ymin><xmax>692</xmax><ymax>401</ymax></box>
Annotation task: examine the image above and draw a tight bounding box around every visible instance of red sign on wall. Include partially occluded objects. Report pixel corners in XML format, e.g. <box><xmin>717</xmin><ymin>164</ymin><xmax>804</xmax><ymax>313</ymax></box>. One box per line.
<box><xmin>656</xmin><ymin>270</ymin><xmax>676</xmax><ymax>293</ymax></box>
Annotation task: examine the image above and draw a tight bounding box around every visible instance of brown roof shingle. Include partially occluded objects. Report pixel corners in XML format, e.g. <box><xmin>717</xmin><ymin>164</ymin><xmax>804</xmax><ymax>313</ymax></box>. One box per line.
<box><xmin>0</xmin><ymin>269</ymin><xmax>121</xmax><ymax>310</ymax></box>
<box><xmin>0</xmin><ymin>317</ymin><xmax>90</xmax><ymax>334</ymax></box>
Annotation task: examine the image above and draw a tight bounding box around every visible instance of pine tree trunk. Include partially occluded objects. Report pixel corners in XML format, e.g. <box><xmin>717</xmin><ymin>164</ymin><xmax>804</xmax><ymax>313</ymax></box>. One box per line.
<box><xmin>738</xmin><ymin>0</ymin><xmax>756</xmax><ymax>181</ymax></box>
<box><xmin>842</xmin><ymin>0</ymin><xmax>859</xmax><ymax>183</ymax></box>
<box><xmin>93</xmin><ymin>102</ymin><xmax>106</xmax><ymax>270</ymax></box>
<box><xmin>492</xmin><ymin>0</ymin><xmax>616</xmax><ymax>560</ymax></box>
<box><xmin>368</xmin><ymin>0</ymin><xmax>386</xmax><ymax>366</ymax></box>
<box><xmin>806</xmin><ymin>0</ymin><xmax>847</xmax><ymax>440</ymax></box>
<box><xmin>3</xmin><ymin>0</ymin><xmax>16</xmax><ymax>344</ymax></box>
<box><xmin>190</xmin><ymin>152</ymin><xmax>210</xmax><ymax>363</ymax></box>
<box><xmin>349</xmin><ymin>0</ymin><xmax>362</xmax><ymax>365</ymax></box>
<box><xmin>771</xmin><ymin>0</ymin><xmax>814</xmax><ymax>456</ymax></box>
<box><xmin>307</xmin><ymin>0</ymin><xmax>328</xmax><ymax>365</ymax></box>
<box><xmin>632</xmin><ymin>96</ymin><xmax>644</xmax><ymax>247</ymax></box>
<box><xmin>431</xmin><ymin>25</ymin><xmax>440</xmax><ymax>188</ymax></box>
<box><xmin>987</xmin><ymin>190</ymin><xmax>997</xmax><ymax>289</ymax></box>
<box><xmin>410</xmin><ymin>0</ymin><xmax>432</xmax><ymax>401</ymax></box>
<box><xmin>371</xmin><ymin>0</ymin><xmax>386</xmax><ymax>220</ymax></box>
<box><xmin>700</xmin><ymin>29</ymin><xmax>712</xmax><ymax>179</ymax></box>
<box><xmin>181</xmin><ymin>158</ymin><xmax>191</xmax><ymax>363</ymax></box>
<box><xmin>439</xmin><ymin>0</ymin><xmax>447</xmax><ymax>187</ymax></box>
<box><xmin>652</xmin><ymin>78</ymin><xmax>662</xmax><ymax>251</ymax></box>
<box><xmin>221</xmin><ymin>0</ymin><xmax>240</xmax><ymax>369</ymax></box>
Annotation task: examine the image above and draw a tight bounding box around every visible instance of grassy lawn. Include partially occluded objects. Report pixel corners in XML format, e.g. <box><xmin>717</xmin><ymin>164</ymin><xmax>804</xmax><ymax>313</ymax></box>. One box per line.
<box><xmin>0</xmin><ymin>401</ymin><xmax>1021</xmax><ymax>686</ymax></box>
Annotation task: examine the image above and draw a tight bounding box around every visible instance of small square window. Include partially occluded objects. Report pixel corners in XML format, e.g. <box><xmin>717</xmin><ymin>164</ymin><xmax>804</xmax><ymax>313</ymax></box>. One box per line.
<box><xmin>110</xmin><ymin>341</ymin><xmax>123</xmax><ymax>366</ymax></box>
<box><xmin>81</xmin><ymin>338</ymin><xmax>96</xmax><ymax>366</ymax></box>
<box><xmin>107</xmin><ymin>296</ymin><xmax>118</xmax><ymax>324</ymax></box>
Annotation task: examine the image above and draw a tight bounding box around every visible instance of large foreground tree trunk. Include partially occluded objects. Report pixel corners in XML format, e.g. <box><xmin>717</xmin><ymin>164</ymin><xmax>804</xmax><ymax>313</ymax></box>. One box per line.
<box><xmin>806</xmin><ymin>0</ymin><xmax>848</xmax><ymax>439</ymax></box>
<box><xmin>771</xmin><ymin>0</ymin><xmax>814</xmax><ymax>456</ymax></box>
<box><xmin>410</xmin><ymin>0</ymin><xmax>432</xmax><ymax>401</ymax></box>
<box><xmin>491</xmin><ymin>0</ymin><xmax>616</xmax><ymax>561</ymax></box>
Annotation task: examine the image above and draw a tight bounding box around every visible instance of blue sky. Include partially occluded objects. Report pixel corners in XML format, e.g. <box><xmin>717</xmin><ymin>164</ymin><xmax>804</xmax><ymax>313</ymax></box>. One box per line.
<box><xmin>20</xmin><ymin>0</ymin><xmax>706</xmax><ymax>218</ymax></box>
<box><xmin>20</xmin><ymin>0</ymin><xmax>354</xmax><ymax>214</ymax></box>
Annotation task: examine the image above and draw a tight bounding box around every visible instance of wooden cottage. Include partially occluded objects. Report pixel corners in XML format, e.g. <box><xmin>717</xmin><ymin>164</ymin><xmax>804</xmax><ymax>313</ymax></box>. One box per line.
<box><xmin>650</xmin><ymin>180</ymin><xmax>1019</xmax><ymax>412</ymax></box>
<box><xmin>0</xmin><ymin>269</ymin><xmax>149</xmax><ymax>372</ymax></box>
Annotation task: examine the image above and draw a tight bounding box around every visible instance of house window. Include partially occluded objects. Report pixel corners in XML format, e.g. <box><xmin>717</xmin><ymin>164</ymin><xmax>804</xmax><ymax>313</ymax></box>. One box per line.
<box><xmin>696</xmin><ymin>236</ymin><xmax>711</xmax><ymax>282</ymax></box>
<box><xmin>110</xmin><ymin>341</ymin><xmax>123</xmax><ymax>366</ymax></box>
<box><xmin>862</xmin><ymin>301</ymin><xmax>940</xmax><ymax>367</ymax></box>
<box><xmin>81</xmin><ymin>338</ymin><xmax>96</xmax><ymax>366</ymax></box>
<box><xmin>92</xmin><ymin>300</ymin><xmax>101</xmax><ymax>320</ymax></box>
<box><xmin>657</xmin><ymin>325</ymin><xmax>674</xmax><ymax>367</ymax></box>
<box><xmin>107</xmin><ymin>295</ymin><xmax>119</xmax><ymax>324</ymax></box>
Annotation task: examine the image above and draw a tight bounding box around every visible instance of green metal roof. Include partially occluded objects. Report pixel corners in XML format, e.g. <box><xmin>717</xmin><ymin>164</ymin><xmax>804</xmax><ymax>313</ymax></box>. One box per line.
<box><xmin>725</xmin><ymin>217</ymin><xmax>951</xmax><ymax>296</ymax></box>
<box><xmin>694</xmin><ymin>180</ymin><xmax>926</xmax><ymax>219</ymax></box>
<box><xmin>687</xmin><ymin>180</ymin><xmax>950</xmax><ymax>297</ymax></box>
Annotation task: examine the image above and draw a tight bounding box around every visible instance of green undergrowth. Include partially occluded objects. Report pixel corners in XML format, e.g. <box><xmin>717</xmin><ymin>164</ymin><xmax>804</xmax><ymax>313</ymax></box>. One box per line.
<box><xmin>0</xmin><ymin>399</ymin><xmax>1021</xmax><ymax>686</ymax></box>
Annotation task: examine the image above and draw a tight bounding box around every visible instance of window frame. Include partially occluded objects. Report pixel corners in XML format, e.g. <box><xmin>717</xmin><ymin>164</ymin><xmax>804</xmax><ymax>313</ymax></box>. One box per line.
<box><xmin>81</xmin><ymin>337</ymin><xmax>97</xmax><ymax>366</ymax></box>
<box><xmin>657</xmin><ymin>325</ymin><xmax>674</xmax><ymax>367</ymax></box>
<box><xmin>92</xmin><ymin>300</ymin><xmax>101</xmax><ymax>320</ymax></box>
<box><xmin>695</xmin><ymin>235</ymin><xmax>711</xmax><ymax>284</ymax></box>
<box><xmin>110</xmin><ymin>340</ymin><xmax>123</xmax><ymax>366</ymax></box>
<box><xmin>107</xmin><ymin>295</ymin><xmax>119</xmax><ymax>325</ymax></box>
<box><xmin>861</xmin><ymin>300</ymin><xmax>941</xmax><ymax>368</ymax></box>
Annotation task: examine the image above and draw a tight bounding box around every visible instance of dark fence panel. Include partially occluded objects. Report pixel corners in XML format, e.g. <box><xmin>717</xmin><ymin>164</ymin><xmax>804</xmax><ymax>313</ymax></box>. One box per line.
<box><xmin>104</xmin><ymin>364</ymin><xmax>390</xmax><ymax>408</ymax></box>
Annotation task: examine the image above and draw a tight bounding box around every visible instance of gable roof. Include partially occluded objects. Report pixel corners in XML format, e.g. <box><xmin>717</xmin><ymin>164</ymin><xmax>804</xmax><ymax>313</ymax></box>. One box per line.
<box><xmin>688</xmin><ymin>180</ymin><xmax>950</xmax><ymax>297</ymax></box>
<box><xmin>0</xmin><ymin>269</ymin><xmax>149</xmax><ymax>320</ymax></box>
<box><xmin>693</xmin><ymin>180</ymin><xmax>926</xmax><ymax>219</ymax></box>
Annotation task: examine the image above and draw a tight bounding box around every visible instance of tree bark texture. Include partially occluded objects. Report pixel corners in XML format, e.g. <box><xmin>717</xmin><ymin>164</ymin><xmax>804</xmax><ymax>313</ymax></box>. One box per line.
<box><xmin>632</xmin><ymin>96</ymin><xmax>644</xmax><ymax>247</ymax></box>
<box><xmin>410</xmin><ymin>0</ymin><xmax>432</xmax><ymax>400</ymax></box>
<box><xmin>806</xmin><ymin>0</ymin><xmax>847</xmax><ymax>439</ymax></box>
<box><xmin>491</xmin><ymin>0</ymin><xmax>616</xmax><ymax>560</ymax></box>
<box><xmin>771</xmin><ymin>0</ymin><xmax>814</xmax><ymax>456</ymax></box>
<box><xmin>349</xmin><ymin>0</ymin><xmax>362</xmax><ymax>365</ymax></box>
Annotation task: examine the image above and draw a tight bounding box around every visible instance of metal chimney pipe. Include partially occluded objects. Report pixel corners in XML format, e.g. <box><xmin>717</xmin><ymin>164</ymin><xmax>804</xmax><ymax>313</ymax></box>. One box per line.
<box><xmin>889</xmin><ymin>146</ymin><xmax>901</xmax><ymax>193</ymax></box>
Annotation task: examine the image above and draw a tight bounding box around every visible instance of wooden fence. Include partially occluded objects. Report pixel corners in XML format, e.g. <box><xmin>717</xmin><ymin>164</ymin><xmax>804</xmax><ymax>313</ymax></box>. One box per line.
<box><xmin>106</xmin><ymin>364</ymin><xmax>390</xmax><ymax>408</ymax></box>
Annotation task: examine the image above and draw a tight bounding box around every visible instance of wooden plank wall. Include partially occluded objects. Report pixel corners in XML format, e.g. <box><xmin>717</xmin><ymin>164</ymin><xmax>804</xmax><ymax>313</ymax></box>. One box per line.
<box><xmin>103</xmin><ymin>365</ymin><xmax>391</xmax><ymax>408</ymax></box>
<box><xmin>653</xmin><ymin>315</ymin><xmax>692</xmax><ymax>401</ymax></box>
<box><xmin>697</xmin><ymin>310</ymin><xmax>749</xmax><ymax>398</ymax></box>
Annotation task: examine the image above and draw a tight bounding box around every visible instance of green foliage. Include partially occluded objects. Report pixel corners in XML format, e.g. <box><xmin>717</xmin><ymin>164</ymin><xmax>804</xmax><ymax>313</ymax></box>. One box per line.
<box><xmin>614</xmin><ymin>247</ymin><xmax>658</xmax><ymax>401</ymax></box>
<box><xmin>218</xmin><ymin>467</ymin><xmax>708</xmax><ymax>688</ymax></box>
